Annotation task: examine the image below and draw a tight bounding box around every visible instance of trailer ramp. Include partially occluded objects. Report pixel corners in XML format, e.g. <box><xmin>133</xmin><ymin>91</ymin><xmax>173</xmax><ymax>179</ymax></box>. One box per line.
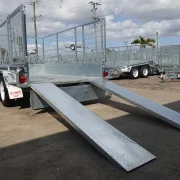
<box><xmin>31</xmin><ymin>83</ymin><xmax>155</xmax><ymax>172</ymax></box>
<box><xmin>91</xmin><ymin>79</ymin><xmax>180</xmax><ymax>129</ymax></box>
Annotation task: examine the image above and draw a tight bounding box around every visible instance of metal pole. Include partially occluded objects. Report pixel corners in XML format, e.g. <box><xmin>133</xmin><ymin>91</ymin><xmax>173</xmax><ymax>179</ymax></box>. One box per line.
<box><xmin>20</xmin><ymin>5</ymin><xmax>30</xmax><ymax>84</ymax></box>
<box><xmin>94</xmin><ymin>4</ymin><xmax>97</xmax><ymax>57</ymax></box>
<box><xmin>8</xmin><ymin>17</ymin><xmax>13</xmax><ymax>64</ymax></box>
<box><xmin>179</xmin><ymin>45</ymin><xmax>180</xmax><ymax>65</ymax></box>
<box><xmin>7</xmin><ymin>17</ymin><xmax>11</xmax><ymax>64</ymax></box>
<box><xmin>89</xmin><ymin>2</ymin><xmax>101</xmax><ymax>61</ymax></box>
<box><xmin>159</xmin><ymin>47</ymin><xmax>161</xmax><ymax>66</ymax></box>
<box><xmin>32</xmin><ymin>1</ymin><xmax>38</xmax><ymax>60</ymax></box>
<box><xmin>104</xmin><ymin>18</ymin><xmax>106</xmax><ymax>63</ymax></box>
<box><xmin>75</xmin><ymin>28</ymin><xmax>77</xmax><ymax>62</ymax></box>
<box><xmin>21</xmin><ymin>6</ymin><xmax>28</xmax><ymax>62</ymax></box>
<box><xmin>118</xmin><ymin>47</ymin><xmax>120</xmax><ymax>67</ymax></box>
<box><xmin>156</xmin><ymin>32</ymin><xmax>159</xmax><ymax>49</ymax></box>
<box><xmin>100</xmin><ymin>20</ymin><xmax>103</xmax><ymax>55</ymax></box>
<box><xmin>82</xmin><ymin>26</ymin><xmax>86</xmax><ymax>62</ymax></box>
<box><xmin>56</xmin><ymin>33</ymin><xmax>59</xmax><ymax>63</ymax></box>
<box><xmin>127</xmin><ymin>46</ymin><xmax>130</xmax><ymax>64</ymax></box>
<box><xmin>152</xmin><ymin>29</ymin><xmax>159</xmax><ymax>49</ymax></box>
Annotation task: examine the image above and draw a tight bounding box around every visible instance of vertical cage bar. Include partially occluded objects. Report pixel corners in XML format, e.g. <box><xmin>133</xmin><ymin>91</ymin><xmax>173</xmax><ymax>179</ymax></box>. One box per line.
<box><xmin>127</xmin><ymin>46</ymin><xmax>130</xmax><ymax>64</ymax></box>
<box><xmin>42</xmin><ymin>37</ymin><xmax>45</xmax><ymax>64</ymax></box>
<box><xmin>75</xmin><ymin>27</ymin><xmax>77</xmax><ymax>62</ymax></box>
<box><xmin>82</xmin><ymin>26</ymin><xmax>85</xmax><ymax>62</ymax></box>
<box><xmin>21</xmin><ymin>5</ymin><xmax>28</xmax><ymax>60</ymax></box>
<box><xmin>101</xmin><ymin>21</ymin><xmax>103</xmax><ymax>53</ymax></box>
<box><xmin>104</xmin><ymin>19</ymin><xmax>106</xmax><ymax>63</ymax></box>
<box><xmin>7</xmin><ymin>17</ymin><xmax>13</xmax><ymax>64</ymax></box>
<box><xmin>7</xmin><ymin>18</ymin><xmax>11</xmax><ymax>64</ymax></box>
<box><xmin>179</xmin><ymin>45</ymin><xmax>180</xmax><ymax>65</ymax></box>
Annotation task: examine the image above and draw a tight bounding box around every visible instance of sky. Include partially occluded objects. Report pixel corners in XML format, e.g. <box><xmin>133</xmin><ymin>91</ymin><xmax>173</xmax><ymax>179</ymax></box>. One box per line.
<box><xmin>1</xmin><ymin>0</ymin><xmax>180</xmax><ymax>50</ymax></box>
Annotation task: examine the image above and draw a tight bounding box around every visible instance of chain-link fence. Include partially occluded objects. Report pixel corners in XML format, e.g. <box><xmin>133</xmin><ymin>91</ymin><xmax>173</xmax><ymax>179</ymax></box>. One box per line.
<box><xmin>0</xmin><ymin>5</ymin><xmax>27</xmax><ymax>64</ymax></box>
<box><xmin>42</xmin><ymin>19</ymin><xmax>106</xmax><ymax>64</ymax></box>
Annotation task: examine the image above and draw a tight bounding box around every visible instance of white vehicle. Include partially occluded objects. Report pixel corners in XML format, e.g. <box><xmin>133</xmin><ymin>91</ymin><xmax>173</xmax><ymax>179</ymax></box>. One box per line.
<box><xmin>29</xmin><ymin>49</ymin><xmax>36</xmax><ymax>55</ymax></box>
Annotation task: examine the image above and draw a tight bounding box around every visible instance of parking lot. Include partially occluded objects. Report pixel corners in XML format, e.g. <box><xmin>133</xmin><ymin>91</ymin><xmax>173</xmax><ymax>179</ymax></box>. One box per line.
<box><xmin>0</xmin><ymin>76</ymin><xmax>180</xmax><ymax>180</ymax></box>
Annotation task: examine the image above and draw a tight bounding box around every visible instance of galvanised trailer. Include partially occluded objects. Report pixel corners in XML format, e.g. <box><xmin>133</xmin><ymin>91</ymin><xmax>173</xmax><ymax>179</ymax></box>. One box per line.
<box><xmin>105</xmin><ymin>45</ymin><xmax>180</xmax><ymax>80</ymax></box>
<box><xmin>104</xmin><ymin>46</ymin><xmax>159</xmax><ymax>79</ymax></box>
<box><xmin>158</xmin><ymin>45</ymin><xmax>180</xmax><ymax>82</ymax></box>
<box><xmin>0</xmin><ymin>4</ymin><xmax>180</xmax><ymax>172</ymax></box>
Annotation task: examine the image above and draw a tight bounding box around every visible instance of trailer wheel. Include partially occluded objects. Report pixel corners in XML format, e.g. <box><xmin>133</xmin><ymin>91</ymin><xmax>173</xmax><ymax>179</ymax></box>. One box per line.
<box><xmin>130</xmin><ymin>68</ymin><xmax>139</xmax><ymax>79</ymax></box>
<box><xmin>140</xmin><ymin>66</ymin><xmax>149</xmax><ymax>78</ymax></box>
<box><xmin>0</xmin><ymin>80</ymin><xmax>14</xmax><ymax>107</ymax></box>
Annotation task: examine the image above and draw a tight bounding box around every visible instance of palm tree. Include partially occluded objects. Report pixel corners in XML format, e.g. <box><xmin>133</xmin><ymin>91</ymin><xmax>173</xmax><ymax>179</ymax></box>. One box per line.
<box><xmin>131</xmin><ymin>36</ymin><xmax>155</xmax><ymax>48</ymax></box>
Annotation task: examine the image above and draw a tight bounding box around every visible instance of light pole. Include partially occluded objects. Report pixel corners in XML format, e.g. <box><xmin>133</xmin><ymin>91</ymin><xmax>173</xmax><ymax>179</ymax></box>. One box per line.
<box><xmin>152</xmin><ymin>29</ymin><xmax>159</xmax><ymax>48</ymax></box>
<box><xmin>89</xmin><ymin>2</ymin><xmax>101</xmax><ymax>56</ymax></box>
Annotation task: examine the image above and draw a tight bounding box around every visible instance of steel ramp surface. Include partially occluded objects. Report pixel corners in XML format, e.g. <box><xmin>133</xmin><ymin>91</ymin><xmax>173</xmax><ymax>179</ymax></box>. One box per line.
<box><xmin>31</xmin><ymin>83</ymin><xmax>155</xmax><ymax>172</ymax></box>
<box><xmin>91</xmin><ymin>79</ymin><xmax>180</xmax><ymax>129</ymax></box>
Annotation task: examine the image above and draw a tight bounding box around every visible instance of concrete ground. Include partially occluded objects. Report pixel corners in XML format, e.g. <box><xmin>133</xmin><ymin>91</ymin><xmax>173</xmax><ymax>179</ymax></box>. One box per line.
<box><xmin>0</xmin><ymin>76</ymin><xmax>180</xmax><ymax>180</ymax></box>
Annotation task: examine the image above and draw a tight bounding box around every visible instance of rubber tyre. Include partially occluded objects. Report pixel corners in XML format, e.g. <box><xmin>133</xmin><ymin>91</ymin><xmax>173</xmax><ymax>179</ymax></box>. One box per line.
<box><xmin>140</xmin><ymin>66</ymin><xmax>149</xmax><ymax>78</ymax></box>
<box><xmin>0</xmin><ymin>79</ymin><xmax>14</xmax><ymax>107</ymax></box>
<box><xmin>130</xmin><ymin>68</ymin><xmax>139</xmax><ymax>79</ymax></box>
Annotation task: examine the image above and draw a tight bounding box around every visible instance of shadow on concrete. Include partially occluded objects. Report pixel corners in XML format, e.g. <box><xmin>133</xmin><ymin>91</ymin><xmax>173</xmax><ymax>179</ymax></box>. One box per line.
<box><xmin>100</xmin><ymin>99</ymin><xmax>180</xmax><ymax>129</ymax></box>
<box><xmin>0</xmin><ymin>100</ymin><xmax>180</xmax><ymax>180</ymax></box>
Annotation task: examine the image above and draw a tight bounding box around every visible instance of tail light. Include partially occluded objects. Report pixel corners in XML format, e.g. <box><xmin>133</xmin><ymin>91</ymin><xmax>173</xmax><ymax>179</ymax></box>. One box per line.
<box><xmin>19</xmin><ymin>75</ymin><xmax>27</xmax><ymax>83</ymax></box>
<box><xmin>103</xmin><ymin>71</ymin><xmax>108</xmax><ymax>77</ymax></box>
<box><xmin>18</xmin><ymin>67</ymin><xmax>27</xmax><ymax>84</ymax></box>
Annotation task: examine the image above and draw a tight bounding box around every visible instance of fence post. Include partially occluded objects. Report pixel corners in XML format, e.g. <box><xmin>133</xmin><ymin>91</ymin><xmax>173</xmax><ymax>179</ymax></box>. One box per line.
<box><xmin>74</xmin><ymin>27</ymin><xmax>77</xmax><ymax>62</ymax></box>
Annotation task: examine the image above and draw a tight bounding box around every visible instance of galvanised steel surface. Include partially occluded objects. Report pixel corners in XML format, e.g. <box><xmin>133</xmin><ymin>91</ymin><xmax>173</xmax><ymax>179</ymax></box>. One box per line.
<box><xmin>0</xmin><ymin>5</ymin><xmax>27</xmax><ymax>64</ymax></box>
<box><xmin>29</xmin><ymin>63</ymin><xmax>102</xmax><ymax>78</ymax></box>
<box><xmin>106</xmin><ymin>46</ymin><xmax>158</xmax><ymax>68</ymax></box>
<box><xmin>31</xmin><ymin>83</ymin><xmax>155</xmax><ymax>171</ymax></box>
<box><xmin>30</xmin><ymin>75</ymin><xmax>89</xmax><ymax>85</ymax></box>
<box><xmin>30</xmin><ymin>84</ymin><xmax>106</xmax><ymax>110</ymax></box>
<box><xmin>160</xmin><ymin>45</ymin><xmax>180</xmax><ymax>66</ymax></box>
<box><xmin>106</xmin><ymin>45</ymin><xmax>180</xmax><ymax>71</ymax></box>
<box><xmin>91</xmin><ymin>79</ymin><xmax>180</xmax><ymax>129</ymax></box>
<box><xmin>160</xmin><ymin>45</ymin><xmax>180</xmax><ymax>73</ymax></box>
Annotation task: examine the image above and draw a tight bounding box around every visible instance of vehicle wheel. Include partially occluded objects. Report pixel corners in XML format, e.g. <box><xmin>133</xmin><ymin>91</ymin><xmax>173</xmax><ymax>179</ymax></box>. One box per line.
<box><xmin>130</xmin><ymin>68</ymin><xmax>139</xmax><ymax>79</ymax></box>
<box><xmin>0</xmin><ymin>80</ymin><xmax>14</xmax><ymax>107</ymax></box>
<box><xmin>140</xmin><ymin>66</ymin><xmax>149</xmax><ymax>78</ymax></box>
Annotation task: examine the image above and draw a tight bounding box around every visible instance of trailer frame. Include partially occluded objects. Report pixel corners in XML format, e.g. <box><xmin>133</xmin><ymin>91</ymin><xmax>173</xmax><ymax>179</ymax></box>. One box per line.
<box><xmin>1</xmin><ymin>4</ymin><xmax>180</xmax><ymax>173</ymax></box>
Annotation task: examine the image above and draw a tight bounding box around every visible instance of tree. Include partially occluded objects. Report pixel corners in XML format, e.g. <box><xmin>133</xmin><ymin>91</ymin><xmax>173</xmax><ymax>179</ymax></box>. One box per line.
<box><xmin>131</xmin><ymin>36</ymin><xmax>155</xmax><ymax>48</ymax></box>
<box><xmin>106</xmin><ymin>48</ymin><xmax>112</xmax><ymax>52</ymax></box>
<box><xmin>106</xmin><ymin>48</ymin><xmax>116</xmax><ymax>52</ymax></box>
